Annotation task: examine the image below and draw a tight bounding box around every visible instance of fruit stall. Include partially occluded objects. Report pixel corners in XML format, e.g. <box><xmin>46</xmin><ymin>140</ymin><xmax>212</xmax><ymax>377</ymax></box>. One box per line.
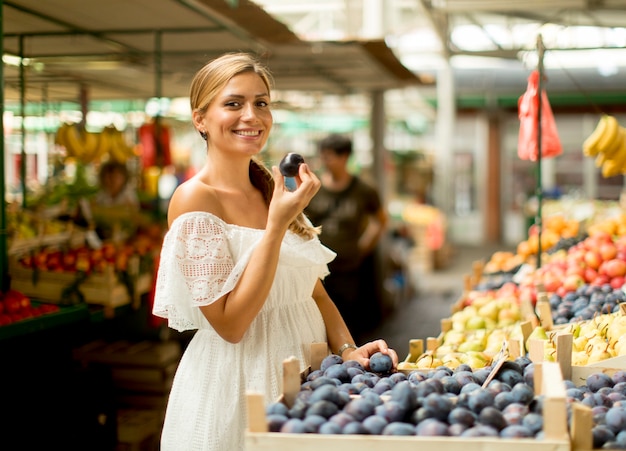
<box><xmin>0</xmin><ymin>112</ymin><xmax>172</xmax><ymax>449</ymax></box>
<box><xmin>241</xmin><ymin>204</ymin><xmax>626</xmax><ymax>450</ymax></box>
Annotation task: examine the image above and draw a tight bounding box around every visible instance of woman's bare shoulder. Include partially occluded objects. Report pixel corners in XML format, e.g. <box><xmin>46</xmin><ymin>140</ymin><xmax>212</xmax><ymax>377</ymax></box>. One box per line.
<box><xmin>167</xmin><ymin>178</ymin><xmax>222</xmax><ymax>223</ymax></box>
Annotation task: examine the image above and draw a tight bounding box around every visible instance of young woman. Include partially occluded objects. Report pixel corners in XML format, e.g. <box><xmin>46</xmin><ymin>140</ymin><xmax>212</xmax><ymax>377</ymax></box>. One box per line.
<box><xmin>152</xmin><ymin>52</ymin><xmax>397</xmax><ymax>451</ymax></box>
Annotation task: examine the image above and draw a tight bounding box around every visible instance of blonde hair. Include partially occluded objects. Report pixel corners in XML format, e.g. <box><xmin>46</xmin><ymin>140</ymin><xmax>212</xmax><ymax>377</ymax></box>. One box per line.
<box><xmin>190</xmin><ymin>52</ymin><xmax>319</xmax><ymax>239</ymax></box>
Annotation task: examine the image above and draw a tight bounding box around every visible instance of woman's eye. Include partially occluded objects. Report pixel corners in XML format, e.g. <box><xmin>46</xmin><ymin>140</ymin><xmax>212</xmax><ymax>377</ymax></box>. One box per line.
<box><xmin>257</xmin><ymin>100</ymin><xmax>269</xmax><ymax>108</ymax></box>
<box><xmin>225</xmin><ymin>101</ymin><xmax>240</xmax><ymax>108</ymax></box>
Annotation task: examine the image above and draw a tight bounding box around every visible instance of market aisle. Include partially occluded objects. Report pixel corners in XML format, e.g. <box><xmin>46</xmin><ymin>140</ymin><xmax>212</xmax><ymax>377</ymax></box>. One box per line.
<box><xmin>361</xmin><ymin>243</ymin><xmax>511</xmax><ymax>357</ymax></box>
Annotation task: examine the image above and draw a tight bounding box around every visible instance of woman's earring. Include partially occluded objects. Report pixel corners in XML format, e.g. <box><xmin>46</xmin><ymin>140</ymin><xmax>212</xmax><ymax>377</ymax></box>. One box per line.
<box><xmin>199</xmin><ymin>130</ymin><xmax>207</xmax><ymax>141</ymax></box>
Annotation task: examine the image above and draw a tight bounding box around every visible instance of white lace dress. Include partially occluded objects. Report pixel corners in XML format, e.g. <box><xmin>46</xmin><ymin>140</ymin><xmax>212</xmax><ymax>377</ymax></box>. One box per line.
<box><xmin>152</xmin><ymin>212</ymin><xmax>335</xmax><ymax>451</ymax></box>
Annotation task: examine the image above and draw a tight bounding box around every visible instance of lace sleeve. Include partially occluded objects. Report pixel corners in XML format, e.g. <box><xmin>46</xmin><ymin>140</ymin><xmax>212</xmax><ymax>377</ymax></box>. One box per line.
<box><xmin>152</xmin><ymin>213</ymin><xmax>250</xmax><ymax>332</ymax></box>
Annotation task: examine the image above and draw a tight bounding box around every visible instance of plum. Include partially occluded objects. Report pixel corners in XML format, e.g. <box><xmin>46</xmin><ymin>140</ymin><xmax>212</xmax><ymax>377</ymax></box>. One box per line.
<box><xmin>389</xmin><ymin>372</ymin><xmax>407</xmax><ymax>384</ymax></box>
<box><xmin>318</xmin><ymin>422</ymin><xmax>342</xmax><ymax>434</ymax></box>
<box><xmin>381</xmin><ymin>422</ymin><xmax>415</xmax><ymax>436</ymax></box>
<box><xmin>494</xmin><ymin>391</ymin><xmax>516</xmax><ymax>410</ymax></box>
<box><xmin>343</xmin><ymin>397</ymin><xmax>377</xmax><ymax>421</ymax></box>
<box><xmin>310</xmin><ymin>376</ymin><xmax>338</xmax><ymax>390</ymax></box>
<box><xmin>467</xmin><ymin>389</ymin><xmax>495</xmax><ymax>413</ymax></box>
<box><xmin>267</xmin><ymin>413</ymin><xmax>289</xmax><ymax>432</ymax></box>
<box><xmin>369</xmin><ymin>352</ymin><xmax>393</xmax><ymax>374</ymax></box>
<box><xmin>279</xmin><ymin>152</ymin><xmax>305</xmax><ymax>177</ymax></box>
<box><xmin>303</xmin><ymin>414</ymin><xmax>327</xmax><ymax>432</ymax></box>
<box><xmin>604</xmin><ymin>406</ymin><xmax>626</xmax><ymax>434</ymax></box>
<box><xmin>441</xmin><ymin>375</ymin><xmax>461</xmax><ymax>395</ymax></box>
<box><xmin>448</xmin><ymin>406</ymin><xmax>476</xmax><ymax>427</ymax></box>
<box><xmin>266</xmin><ymin>401</ymin><xmax>289</xmax><ymax>416</ymax></box>
<box><xmin>362</xmin><ymin>415</ymin><xmax>388</xmax><ymax>434</ymax></box>
<box><xmin>478</xmin><ymin>406</ymin><xmax>507</xmax><ymax>431</ymax></box>
<box><xmin>328</xmin><ymin>411</ymin><xmax>356</xmax><ymax>428</ymax></box>
<box><xmin>375</xmin><ymin>400</ymin><xmax>408</xmax><ymax>423</ymax></box>
<box><xmin>511</xmin><ymin>382</ymin><xmax>534</xmax><ymax>404</ymax></box>
<box><xmin>593</xmin><ymin>424</ymin><xmax>616</xmax><ymax>449</ymax></box>
<box><xmin>461</xmin><ymin>425</ymin><xmax>499</xmax><ymax>437</ymax></box>
<box><xmin>522</xmin><ymin>412</ymin><xmax>543</xmax><ymax>435</ymax></box>
<box><xmin>587</xmin><ymin>372</ymin><xmax>615</xmax><ymax>392</ymax></box>
<box><xmin>497</xmin><ymin>368</ymin><xmax>524</xmax><ymax>387</ymax></box>
<box><xmin>448</xmin><ymin>423</ymin><xmax>468</xmax><ymax>436</ymax></box>
<box><xmin>306</xmin><ymin>400</ymin><xmax>339</xmax><ymax>419</ymax></box>
<box><xmin>309</xmin><ymin>384</ymin><xmax>341</xmax><ymax>405</ymax></box>
<box><xmin>500</xmin><ymin>425</ymin><xmax>533</xmax><ymax>438</ymax></box>
<box><xmin>342</xmin><ymin>421</ymin><xmax>369</xmax><ymax>434</ymax></box>
<box><xmin>320</xmin><ymin>354</ymin><xmax>343</xmax><ymax>372</ymax></box>
<box><xmin>390</xmin><ymin>380</ymin><xmax>418</xmax><ymax>411</ymax></box>
<box><xmin>416</xmin><ymin>418</ymin><xmax>449</xmax><ymax>436</ymax></box>
<box><xmin>324</xmin><ymin>363</ymin><xmax>351</xmax><ymax>383</ymax></box>
<box><xmin>280</xmin><ymin>418</ymin><xmax>307</xmax><ymax>433</ymax></box>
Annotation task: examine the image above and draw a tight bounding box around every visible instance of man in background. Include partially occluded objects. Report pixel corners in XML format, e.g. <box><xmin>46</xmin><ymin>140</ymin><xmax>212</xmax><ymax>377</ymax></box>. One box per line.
<box><xmin>306</xmin><ymin>134</ymin><xmax>389</xmax><ymax>343</ymax></box>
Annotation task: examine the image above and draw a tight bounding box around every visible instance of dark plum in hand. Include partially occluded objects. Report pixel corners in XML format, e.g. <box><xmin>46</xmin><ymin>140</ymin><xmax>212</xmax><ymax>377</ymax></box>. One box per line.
<box><xmin>369</xmin><ymin>352</ymin><xmax>393</xmax><ymax>374</ymax></box>
<box><xmin>279</xmin><ymin>152</ymin><xmax>305</xmax><ymax>177</ymax></box>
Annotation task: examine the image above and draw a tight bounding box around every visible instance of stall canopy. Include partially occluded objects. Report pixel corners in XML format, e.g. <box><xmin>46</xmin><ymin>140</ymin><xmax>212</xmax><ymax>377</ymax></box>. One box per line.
<box><xmin>2</xmin><ymin>0</ymin><xmax>428</xmax><ymax>104</ymax></box>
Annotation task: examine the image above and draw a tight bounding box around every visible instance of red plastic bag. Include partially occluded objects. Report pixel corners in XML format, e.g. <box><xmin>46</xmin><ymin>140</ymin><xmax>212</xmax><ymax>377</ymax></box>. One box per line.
<box><xmin>517</xmin><ymin>70</ymin><xmax>562</xmax><ymax>161</ymax></box>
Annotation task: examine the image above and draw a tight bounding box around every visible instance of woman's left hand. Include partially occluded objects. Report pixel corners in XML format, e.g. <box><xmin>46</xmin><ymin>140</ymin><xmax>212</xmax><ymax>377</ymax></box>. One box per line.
<box><xmin>344</xmin><ymin>339</ymin><xmax>399</xmax><ymax>372</ymax></box>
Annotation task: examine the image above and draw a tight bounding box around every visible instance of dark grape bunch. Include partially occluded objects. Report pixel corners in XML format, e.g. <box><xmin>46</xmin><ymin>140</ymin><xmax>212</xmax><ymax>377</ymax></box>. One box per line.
<box><xmin>266</xmin><ymin>354</ymin><xmax>546</xmax><ymax>438</ymax></box>
<box><xmin>279</xmin><ymin>153</ymin><xmax>305</xmax><ymax>177</ymax></box>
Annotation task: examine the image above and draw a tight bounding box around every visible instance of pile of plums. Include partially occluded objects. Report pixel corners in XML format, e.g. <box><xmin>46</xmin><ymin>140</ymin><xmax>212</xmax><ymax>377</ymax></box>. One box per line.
<box><xmin>266</xmin><ymin>353</ymin><xmax>547</xmax><ymax>439</ymax></box>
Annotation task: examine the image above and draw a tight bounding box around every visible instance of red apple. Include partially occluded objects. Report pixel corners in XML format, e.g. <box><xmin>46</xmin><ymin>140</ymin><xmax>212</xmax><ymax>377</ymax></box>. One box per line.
<box><xmin>599</xmin><ymin>242</ymin><xmax>618</xmax><ymax>261</ymax></box>
<box><xmin>591</xmin><ymin>274</ymin><xmax>610</xmax><ymax>286</ymax></box>
<box><xmin>610</xmin><ymin>276</ymin><xmax>625</xmax><ymax>289</ymax></box>
<box><xmin>604</xmin><ymin>259</ymin><xmax>626</xmax><ymax>278</ymax></box>
<box><xmin>566</xmin><ymin>264</ymin><xmax>585</xmax><ymax>278</ymax></box>
<box><xmin>584</xmin><ymin>267</ymin><xmax>599</xmax><ymax>284</ymax></box>
<box><xmin>2</xmin><ymin>296</ymin><xmax>21</xmax><ymax>314</ymax></box>
<box><xmin>46</xmin><ymin>251</ymin><xmax>63</xmax><ymax>271</ymax></box>
<box><xmin>584</xmin><ymin>250</ymin><xmax>602</xmax><ymax>270</ymax></box>
<box><xmin>0</xmin><ymin>314</ymin><xmax>13</xmax><ymax>326</ymax></box>
<box><xmin>62</xmin><ymin>251</ymin><xmax>78</xmax><ymax>271</ymax></box>
<box><xmin>562</xmin><ymin>274</ymin><xmax>585</xmax><ymax>292</ymax></box>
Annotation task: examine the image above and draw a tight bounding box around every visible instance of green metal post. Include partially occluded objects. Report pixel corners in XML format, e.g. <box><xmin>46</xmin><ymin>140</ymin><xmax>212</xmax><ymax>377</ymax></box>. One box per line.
<box><xmin>0</xmin><ymin>0</ymin><xmax>9</xmax><ymax>292</ymax></box>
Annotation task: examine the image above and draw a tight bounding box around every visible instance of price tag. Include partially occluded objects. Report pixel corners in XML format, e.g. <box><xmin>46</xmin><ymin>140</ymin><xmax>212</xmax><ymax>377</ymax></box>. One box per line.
<box><xmin>481</xmin><ymin>340</ymin><xmax>510</xmax><ymax>388</ymax></box>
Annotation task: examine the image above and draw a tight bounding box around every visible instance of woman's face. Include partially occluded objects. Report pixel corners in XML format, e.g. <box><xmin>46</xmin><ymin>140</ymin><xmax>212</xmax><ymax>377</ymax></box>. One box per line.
<box><xmin>200</xmin><ymin>71</ymin><xmax>273</xmax><ymax>156</ymax></box>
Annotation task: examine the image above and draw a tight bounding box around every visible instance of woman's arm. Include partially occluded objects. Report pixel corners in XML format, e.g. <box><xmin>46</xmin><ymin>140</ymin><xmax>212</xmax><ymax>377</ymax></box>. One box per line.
<box><xmin>199</xmin><ymin>165</ymin><xmax>321</xmax><ymax>343</ymax></box>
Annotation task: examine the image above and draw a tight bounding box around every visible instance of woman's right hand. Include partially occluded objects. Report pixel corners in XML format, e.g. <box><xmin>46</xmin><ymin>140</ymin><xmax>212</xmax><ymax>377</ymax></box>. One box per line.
<box><xmin>268</xmin><ymin>164</ymin><xmax>320</xmax><ymax>227</ymax></box>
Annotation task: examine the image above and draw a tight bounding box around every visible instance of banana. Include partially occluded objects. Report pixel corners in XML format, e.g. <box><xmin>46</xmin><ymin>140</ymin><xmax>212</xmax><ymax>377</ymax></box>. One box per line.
<box><xmin>583</xmin><ymin>115</ymin><xmax>609</xmax><ymax>157</ymax></box>
<box><xmin>596</xmin><ymin>114</ymin><xmax>620</xmax><ymax>156</ymax></box>
<box><xmin>601</xmin><ymin>128</ymin><xmax>626</xmax><ymax>178</ymax></box>
<box><xmin>108</xmin><ymin>128</ymin><xmax>135</xmax><ymax>163</ymax></box>
<box><xmin>63</xmin><ymin>123</ymin><xmax>82</xmax><ymax>158</ymax></box>
<box><xmin>54</xmin><ymin>122</ymin><xmax>70</xmax><ymax>148</ymax></box>
<box><xmin>64</xmin><ymin>123</ymin><xmax>101</xmax><ymax>163</ymax></box>
<box><xmin>93</xmin><ymin>126</ymin><xmax>115</xmax><ymax>162</ymax></box>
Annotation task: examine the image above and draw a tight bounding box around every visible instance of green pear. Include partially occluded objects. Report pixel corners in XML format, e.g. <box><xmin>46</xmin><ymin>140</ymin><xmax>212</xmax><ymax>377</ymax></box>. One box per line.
<box><xmin>525</xmin><ymin>325</ymin><xmax>548</xmax><ymax>351</ymax></box>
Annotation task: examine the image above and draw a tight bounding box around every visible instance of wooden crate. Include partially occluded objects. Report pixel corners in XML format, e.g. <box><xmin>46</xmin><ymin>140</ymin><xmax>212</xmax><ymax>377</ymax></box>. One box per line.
<box><xmin>9</xmin><ymin>258</ymin><xmax>152</xmax><ymax>307</ymax></box>
<box><xmin>74</xmin><ymin>340</ymin><xmax>181</xmax><ymax>413</ymax></box>
<box><xmin>116</xmin><ymin>409</ymin><xmax>160</xmax><ymax>451</ymax></box>
<box><xmin>245</xmin><ymin>356</ymin><xmax>571</xmax><ymax>451</ymax></box>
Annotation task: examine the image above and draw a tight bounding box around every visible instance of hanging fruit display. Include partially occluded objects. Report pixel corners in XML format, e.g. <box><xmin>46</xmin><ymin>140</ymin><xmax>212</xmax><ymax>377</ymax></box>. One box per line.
<box><xmin>582</xmin><ymin>114</ymin><xmax>626</xmax><ymax>178</ymax></box>
<box><xmin>54</xmin><ymin>122</ymin><xmax>136</xmax><ymax>164</ymax></box>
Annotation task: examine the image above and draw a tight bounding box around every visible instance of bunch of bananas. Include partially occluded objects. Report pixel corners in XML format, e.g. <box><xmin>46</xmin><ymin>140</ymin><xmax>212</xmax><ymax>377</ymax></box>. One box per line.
<box><xmin>54</xmin><ymin>123</ymin><xmax>135</xmax><ymax>164</ymax></box>
<box><xmin>101</xmin><ymin>125</ymin><xmax>136</xmax><ymax>163</ymax></box>
<box><xmin>582</xmin><ymin>114</ymin><xmax>626</xmax><ymax>178</ymax></box>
